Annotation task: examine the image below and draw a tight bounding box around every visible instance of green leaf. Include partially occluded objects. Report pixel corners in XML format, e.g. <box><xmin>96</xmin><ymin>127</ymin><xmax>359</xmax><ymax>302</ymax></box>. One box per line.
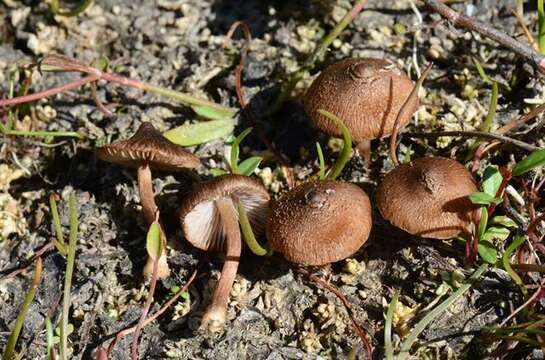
<box><xmin>489</xmin><ymin>216</ymin><xmax>518</xmax><ymax>229</ymax></box>
<box><xmin>468</xmin><ymin>192</ymin><xmax>502</xmax><ymax>205</ymax></box>
<box><xmin>146</xmin><ymin>221</ymin><xmax>162</xmax><ymax>260</ymax></box>
<box><xmin>230</xmin><ymin>127</ymin><xmax>253</xmax><ymax>175</ymax></box>
<box><xmin>478</xmin><ymin>240</ymin><xmax>498</xmax><ymax>264</ymax></box>
<box><xmin>481</xmin><ymin>227</ymin><xmax>511</xmax><ymax>242</ymax></box>
<box><xmin>191</xmin><ymin>105</ymin><xmax>232</xmax><ymax>120</ymax></box>
<box><xmin>316</xmin><ymin>142</ymin><xmax>325</xmax><ymax>180</ymax></box>
<box><xmin>478</xmin><ymin>207</ymin><xmax>488</xmax><ymax>241</ymax></box>
<box><xmin>209</xmin><ymin>168</ymin><xmax>227</xmax><ymax>177</ymax></box>
<box><xmin>238</xmin><ymin>156</ymin><xmax>262</xmax><ymax>176</ymax></box>
<box><xmin>163</xmin><ymin>119</ymin><xmax>235</xmax><ymax>146</ymax></box>
<box><xmin>180</xmin><ymin>291</ymin><xmax>190</xmax><ymax>301</ymax></box>
<box><xmin>512</xmin><ymin>148</ymin><xmax>545</xmax><ymax>176</ymax></box>
<box><xmin>482</xmin><ymin>166</ymin><xmax>502</xmax><ymax>196</ymax></box>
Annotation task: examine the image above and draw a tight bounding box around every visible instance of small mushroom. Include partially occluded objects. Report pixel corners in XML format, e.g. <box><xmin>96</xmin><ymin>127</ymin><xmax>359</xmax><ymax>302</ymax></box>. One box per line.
<box><xmin>97</xmin><ymin>122</ymin><xmax>200</xmax><ymax>278</ymax></box>
<box><xmin>376</xmin><ymin>156</ymin><xmax>478</xmax><ymax>239</ymax></box>
<box><xmin>304</xmin><ymin>58</ymin><xmax>417</xmax><ymax>159</ymax></box>
<box><xmin>266</xmin><ymin>180</ymin><xmax>372</xmax><ymax>266</ymax></box>
<box><xmin>179</xmin><ymin>174</ymin><xmax>270</xmax><ymax>331</ymax></box>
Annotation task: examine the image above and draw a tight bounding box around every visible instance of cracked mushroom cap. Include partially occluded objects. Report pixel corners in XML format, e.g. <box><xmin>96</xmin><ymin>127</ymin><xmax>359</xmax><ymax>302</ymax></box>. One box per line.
<box><xmin>97</xmin><ymin>122</ymin><xmax>200</xmax><ymax>171</ymax></box>
<box><xmin>376</xmin><ymin>157</ymin><xmax>478</xmax><ymax>239</ymax></box>
<box><xmin>266</xmin><ymin>181</ymin><xmax>372</xmax><ymax>266</ymax></box>
<box><xmin>304</xmin><ymin>58</ymin><xmax>418</xmax><ymax>141</ymax></box>
<box><xmin>179</xmin><ymin>174</ymin><xmax>270</xmax><ymax>251</ymax></box>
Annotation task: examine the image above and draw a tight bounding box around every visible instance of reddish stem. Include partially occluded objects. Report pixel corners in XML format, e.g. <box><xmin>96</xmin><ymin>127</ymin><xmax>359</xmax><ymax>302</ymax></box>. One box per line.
<box><xmin>0</xmin><ymin>75</ymin><xmax>99</xmax><ymax>107</ymax></box>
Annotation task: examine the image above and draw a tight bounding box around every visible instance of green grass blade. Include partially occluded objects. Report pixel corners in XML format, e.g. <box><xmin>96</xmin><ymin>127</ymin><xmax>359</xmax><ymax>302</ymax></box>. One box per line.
<box><xmin>45</xmin><ymin>317</ymin><xmax>55</xmax><ymax>360</ymax></box>
<box><xmin>539</xmin><ymin>0</ymin><xmax>545</xmax><ymax>53</ymax></box>
<box><xmin>59</xmin><ymin>193</ymin><xmax>78</xmax><ymax>360</ymax></box>
<box><xmin>2</xmin><ymin>258</ymin><xmax>43</xmax><ymax>360</ymax></box>
<box><xmin>385</xmin><ymin>291</ymin><xmax>399</xmax><ymax>360</ymax></box>
<box><xmin>49</xmin><ymin>194</ymin><xmax>67</xmax><ymax>256</ymax></box>
<box><xmin>230</xmin><ymin>127</ymin><xmax>253</xmax><ymax>175</ymax></box>
<box><xmin>317</xmin><ymin>110</ymin><xmax>352</xmax><ymax>180</ymax></box>
<box><xmin>512</xmin><ymin>148</ymin><xmax>545</xmax><ymax>176</ymax></box>
<box><xmin>502</xmin><ymin>233</ymin><xmax>528</xmax><ymax>298</ymax></box>
<box><xmin>315</xmin><ymin>142</ymin><xmax>325</xmax><ymax>180</ymax></box>
<box><xmin>479</xmin><ymin>81</ymin><xmax>498</xmax><ymax>133</ymax></box>
<box><xmin>237</xmin><ymin>200</ymin><xmax>269</xmax><ymax>256</ymax></box>
<box><xmin>398</xmin><ymin>264</ymin><xmax>488</xmax><ymax>359</ymax></box>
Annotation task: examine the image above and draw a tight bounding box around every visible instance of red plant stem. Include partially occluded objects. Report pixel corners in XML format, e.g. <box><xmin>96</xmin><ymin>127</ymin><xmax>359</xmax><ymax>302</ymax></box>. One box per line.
<box><xmin>423</xmin><ymin>0</ymin><xmax>545</xmax><ymax>73</ymax></box>
<box><xmin>0</xmin><ymin>241</ymin><xmax>55</xmax><ymax>282</ymax></box>
<box><xmin>130</xmin><ymin>244</ymin><xmax>160</xmax><ymax>359</ymax></box>
<box><xmin>527</xmin><ymin>213</ymin><xmax>545</xmax><ymax>243</ymax></box>
<box><xmin>500</xmin><ymin>284</ymin><xmax>545</xmax><ymax>326</ymax></box>
<box><xmin>225</xmin><ymin>21</ymin><xmax>295</xmax><ymax>188</ymax></box>
<box><xmin>471</xmin><ymin>143</ymin><xmax>487</xmax><ymax>175</ymax></box>
<box><xmin>488</xmin><ymin>168</ymin><xmax>512</xmax><ymax>217</ymax></box>
<box><xmin>0</xmin><ymin>75</ymin><xmax>99</xmax><ymax>107</ymax></box>
<box><xmin>106</xmin><ymin>267</ymin><xmax>199</xmax><ymax>356</ymax></box>
<box><xmin>390</xmin><ymin>63</ymin><xmax>432</xmax><ymax>166</ymax></box>
<box><xmin>497</xmin><ymin>102</ymin><xmax>545</xmax><ymax>135</ymax></box>
<box><xmin>298</xmin><ymin>267</ymin><xmax>373</xmax><ymax>360</ymax></box>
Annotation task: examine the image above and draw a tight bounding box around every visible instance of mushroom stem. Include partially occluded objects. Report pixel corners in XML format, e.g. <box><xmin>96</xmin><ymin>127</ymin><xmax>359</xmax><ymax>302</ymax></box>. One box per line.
<box><xmin>137</xmin><ymin>163</ymin><xmax>157</xmax><ymax>225</ymax></box>
<box><xmin>137</xmin><ymin>163</ymin><xmax>170</xmax><ymax>279</ymax></box>
<box><xmin>201</xmin><ymin>198</ymin><xmax>241</xmax><ymax>332</ymax></box>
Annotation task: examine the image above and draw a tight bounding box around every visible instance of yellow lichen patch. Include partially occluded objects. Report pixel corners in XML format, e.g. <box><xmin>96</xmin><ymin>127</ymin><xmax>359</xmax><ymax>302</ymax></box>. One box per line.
<box><xmin>0</xmin><ymin>193</ymin><xmax>27</xmax><ymax>241</ymax></box>
<box><xmin>0</xmin><ymin>164</ymin><xmax>24</xmax><ymax>192</ymax></box>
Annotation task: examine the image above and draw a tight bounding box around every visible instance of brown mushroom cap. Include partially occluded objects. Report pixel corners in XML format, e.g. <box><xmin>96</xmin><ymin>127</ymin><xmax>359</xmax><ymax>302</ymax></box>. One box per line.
<box><xmin>376</xmin><ymin>156</ymin><xmax>478</xmax><ymax>239</ymax></box>
<box><xmin>304</xmin><ymin>58</ymin><xmax>418</xmax><ymax>141</ymax></box>
<box><xmin>266</xmin><ymin>180</ymin><xmax>372</xmax><ymax>266</ymax></box>
<box><xmin>179</xmin><ymin>174</ymin><xmax>270</xmax><ymax>251</ymax></box>
<box><xmin>97</xmin><ymin>122</ymin><xmax>200</xmax><ymax>171</ymax></box>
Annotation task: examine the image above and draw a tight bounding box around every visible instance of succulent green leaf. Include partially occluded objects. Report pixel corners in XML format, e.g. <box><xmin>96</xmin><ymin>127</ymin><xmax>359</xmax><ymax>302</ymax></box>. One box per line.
<box><xmin>146</xmin><ymin>222</ymin><xmax>162</xmax><ymax>260</ymax></box>
<box><xmin>481</xmin><ymin>227</ymin><xmax>511</xmax><ymax>242</ymax></box>
<box><xmin>238</xmin><ymin>156</ymin><xmax>263</xmax><ymax>176</ymax></box>
<box><xmin>489</xmin><ymin>216</ymin><xmax>518</xmax><ymax>229</ymax></box>
<box><xmin>468</xmin><ymin>192</ymin><xmax>502</xmax><ymax>205</ymax></box>
<box><xmin>482</xmin><ymin>165</ymin><xmax>502</xmax><ymax>196</ymax></box>
<box><xmin>163</xmin><ymin>119</ymin><xmax>235</xmax><ymax>146</ymax></box>
<box><xmin>512</xmin><ymin>148</ymin><xmax>545</xmax><ymax>176</ymax></box>
<box><xmin>192</xmin><ymin>105</ymin><xmax>233</xmax><ymax>120</ymax></box>
<box><xmin>478</xmin><ymin>240</ymin><xmax>498</xmax><ymax>264</ymax></box>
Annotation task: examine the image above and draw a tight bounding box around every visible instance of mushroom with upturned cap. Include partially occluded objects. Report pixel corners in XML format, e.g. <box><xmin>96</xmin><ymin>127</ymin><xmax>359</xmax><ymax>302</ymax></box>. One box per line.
<box><xmin>376</xmin><ymin>156</ymin><xmax>478</xmax><ymax>239</ymax></box>
<box><xmin>97</xmin><ymin>122</ymin><xmax>201</xmax><ymax>278</ymax></box>
<box><xmin>304</xmin><ymin>58</ymin><xmax>418</xmax><ymax>159</ymax></box>
<box><xmin>179</xmin><ymin>174</ymin><xmax>270</xmax><ymax>331</ymax></box>
<box><xmin>266</xmin><ymin>180</ymin><xmax>372</xmax><ymax>266</ymax></box>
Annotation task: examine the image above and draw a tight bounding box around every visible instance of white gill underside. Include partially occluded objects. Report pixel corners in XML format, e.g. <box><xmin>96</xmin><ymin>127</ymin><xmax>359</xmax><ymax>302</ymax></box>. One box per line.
<box><xmin>184</xmin><ymin>193</ymin><xmax>268</xmax><ymax>251</ymax></box>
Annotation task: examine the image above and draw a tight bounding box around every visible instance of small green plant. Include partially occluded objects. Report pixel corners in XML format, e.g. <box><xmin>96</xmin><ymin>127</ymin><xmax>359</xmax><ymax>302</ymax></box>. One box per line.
<box><xmin>2</xmin><ymin>258</ymin><xmax>43</xmax><ymax>360</ymax></box>
<box><xmin>394</xmin><ymin>264</ymin><xmax>489</xmax><ymax>359</ymax></box>
<box><xmin>315</xmin><ymin>109</ymin><xmax>353</xmax><ymax>180</ymax></box>
<box><xmin>59</xmin><ymin>192</ymin><xmax>79</xmax><ymax>360</ymax></box>
<box><xmin>539</xmin><ymin>0</ymin><xmax>545</xmax><ymax>53</ymax></box>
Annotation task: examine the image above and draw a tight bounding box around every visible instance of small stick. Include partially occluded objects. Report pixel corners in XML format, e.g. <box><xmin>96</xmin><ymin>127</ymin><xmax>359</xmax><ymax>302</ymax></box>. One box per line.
<box><xmin>404</xmin><ymin>130</ymin><xmax>538</xmax><ymax>152</ymax></box>
<box><xmin>224</xmin><ymin>21</ymin><xmax>295</xmax><ymax>188</ymax></box>
<box><xmin>497</xmin><ymin>102</ymin><xmax>545</xmax><ymax>135</ymax></box>
<box><xmin>106</xmin><ymin>267</ymin><xmax>199</xmax><ymax>356</ymax></box>
<box><xmin>389</xmin><ymin>63</ymin><xmax>432</xmax><ymax>166</ymax></box>
<box><xmin>0</xmin><ymin>241</ymin><xmax>55</xmax><ymax>282</ymax></box>
<box><xmin>423</xmin><ymin>0</ymin><xmax>545</xmax><ymax>74</ymax></box>
<box><xmin>500</xmin><ymin>284</ymin><xmax>545</xmax><ymax>326</ymax></box>
<box><xmin>511</xmin><ymin>9</ymin><xmax>538</xmax><ymax>50</ymax></box>
<box><xmin>297</xmin><ymin>267</ymin><xmax>373</xmax><ymax>360</ymax></box>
